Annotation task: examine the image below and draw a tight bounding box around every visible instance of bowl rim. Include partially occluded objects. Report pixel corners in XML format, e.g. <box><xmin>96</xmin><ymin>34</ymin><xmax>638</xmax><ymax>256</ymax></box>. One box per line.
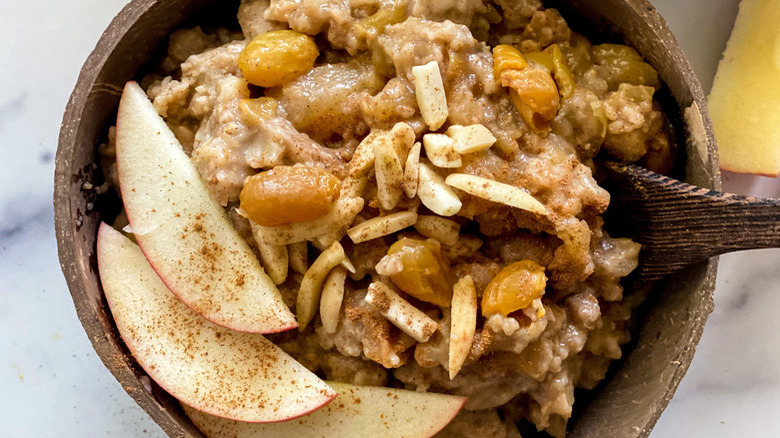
<box><xmin>54</xmin><ymin>0</ymin><xmax>720</xmax><ymax>436</ymax></box>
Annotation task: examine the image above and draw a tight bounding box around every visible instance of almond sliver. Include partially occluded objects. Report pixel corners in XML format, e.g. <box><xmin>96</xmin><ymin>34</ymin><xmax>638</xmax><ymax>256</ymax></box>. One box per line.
<box><xmin>423</xmin><ymin>133</ymin><xmax>461</xmax><ymax>168</ymax></box>
<box><xmin>444</xmin><ymin>173</ymin><xmax>546</xmax><ymax>215</ymax></box>
<box><xmin>297</xmin><ymin>242</ymin><xmax>346</xmax><ymax>330</ymax></box>
<box><xmin>403</xmin><ymin>141</ymin><xmax>422</xmax><ymax>199</ymax></box>
<box><xmin>251</xmin><ymin>197</ymin><xmax>364</xmax><ymax>245</ymax></box>
<box><xmin>347</xmin><ymin>211</ymin><xmax>418</xmax><ymax>244</ymax></box>
<box><xmin>374</xmin><ymin>134</ymin><xmax>404</xmax><ymax>210</ymax></box>
<box><xmin>390</xmin><ymin>122</ymin><xmax>416</xmax><ymax>164</ymax></box>
<box><xmin>447</xmin><ymin>124</ymin><xmax>497</xmax><ymax>154</ymax></box>
<box><xmin>418</xmin><ymin>164</ymin><xmax>462</xmax><ymax>217</ymax></box>
<box><xmin>366</xmin><ymin>281</ymin><xmax>439</xmax><ymax>343</ymax></box>
<box><xmin>412</xmin><ymin>61</ymin><xmax>448</xmax><ymax>131</ymax></box>
<box><xmin>414</xmin><ymin>215</ymin><xmax>460</xmax><ymax>247</ymax></box>
<box><xmin>449</xmin><ymin>275</ymin><xmax>477</xmax><ymax>379</ymax></box>
<box><xmin>320</xmin><ymin>266</ymin><xmax>347</xmax><ymax>334</ymax></box>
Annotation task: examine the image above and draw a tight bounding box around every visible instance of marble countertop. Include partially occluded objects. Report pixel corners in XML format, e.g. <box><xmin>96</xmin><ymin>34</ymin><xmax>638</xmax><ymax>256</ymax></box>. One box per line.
<box><xmin>2</xmin><ymin>0</ymin><xmax>778</xmax><ymax>436</ymax></box>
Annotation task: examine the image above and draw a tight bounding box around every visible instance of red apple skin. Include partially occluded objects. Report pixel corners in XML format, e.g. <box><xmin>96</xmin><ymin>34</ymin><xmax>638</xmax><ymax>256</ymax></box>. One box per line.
<box><xmin>97</xmin><ymin>223</ymin><xmax>336</xmax><ymax>423</ymax></box>
<box><xmin>115</xmin><ymin>81</ymin><xmax>297</xmax><ymax>334</ymax></box>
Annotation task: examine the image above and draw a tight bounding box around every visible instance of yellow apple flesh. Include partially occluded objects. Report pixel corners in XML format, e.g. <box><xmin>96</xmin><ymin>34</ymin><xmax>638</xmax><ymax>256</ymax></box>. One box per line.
<box><xmin>183</xmin><ymin>381</ymin><xmax>466</xmax><ymax>437</ymax></box>
<box><xmin>708</xmin><ymin>0</ymin><xmax>780</xmax><ymax>176</ymax></box>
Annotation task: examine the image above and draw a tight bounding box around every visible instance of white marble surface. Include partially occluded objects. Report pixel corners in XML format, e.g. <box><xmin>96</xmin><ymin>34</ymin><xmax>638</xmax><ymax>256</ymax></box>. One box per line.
<box><xmin>1</xmin><ymin>0</ymin><xmax>778</xmax><ymax>437</ymax></box>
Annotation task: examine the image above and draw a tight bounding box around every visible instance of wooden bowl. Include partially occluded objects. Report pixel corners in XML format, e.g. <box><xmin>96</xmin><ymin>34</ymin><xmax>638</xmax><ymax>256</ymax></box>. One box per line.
<box><xmin>54</xmin><ymin>1</ymin><xmax>719</xmax><ymax>436</ymax></box>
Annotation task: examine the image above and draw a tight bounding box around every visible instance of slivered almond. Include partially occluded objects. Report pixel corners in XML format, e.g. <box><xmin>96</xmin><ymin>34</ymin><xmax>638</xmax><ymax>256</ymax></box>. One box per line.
<box><xmin>390</xmin><ymin>122</ymin><xmax>416</xmax><ymax>164</ymax></box>
<box><xmin>250</xmin><ymin>224</ymin><xmax>289</xmax><ymax>285</ymax></box>
<box><xmin>297</xmin><ymin>242</ymin><xmax>346</xmax><ymax>330</ymax></box>
<box><xmin>320</xmin><ymin>266</ymin><xmax>347</xmax><ymax>334</ymax></box>
<box><xmin>449</xmin><ymin>276</ymin><xmax>477</xmax><ymax>379</ymax></box>
<box><xmin>412</xmin><ymin>61</ymin><xmax>448</xmax><ymax>130</ymax></box>
<box><xmin>423</xmin><ymin>134</ymin><xmax>462</xmax><ymax>168</ymax></box>
<box><xmin>403</xmin><ymin>141</ymin><xmax>422</xmax><ymax>198</ymax></box>
<box><xmin>311</xmin><ymin>238</ymin><xmax>356</xmax><ymax>273</ymax></box>
<box><xmin>287</xmin><ymin>241</ymin><xmax>308</xmax><ymax>275</ymax></box>
<box><xmin>374</xmin><ymin>134</ymin><xmax>404</xmax><ymax>210</ymax></box>
<box><xmin>414</xmin><ymin>215</ymin><xmax>460</xmax><ymax>246</ymax></box>
<box><xmin>366</xmin><ymin>281</ymin><xmax>439</xmax><ymax>343</ymax></box>
<box><xmin>349</xmin><ymin>131</ymin><xmax>381</xmax><ymax>177</ymax></box>
<box><xmin>444</xmin><ymin>173</ymin><xmax>546</xmax><ymax>215</ymax></box>
<box><xmin>251</xmin><ymin>197</ymin><xmax>364</xmax><ymax>245</ymax></box>
<box><xmin>347</xmin><ymin>211</ymin><xmax>418</xmax><ymax>244</ymax></box>
<box><xmin>418</xmin><ymin>164</ymin><xmax>462</xmax><ymax>217</ymax></box>
<box><xmin>446</xmin><ymin>124</ymin><xmax>497</xmax><ymax>154</ymax></box>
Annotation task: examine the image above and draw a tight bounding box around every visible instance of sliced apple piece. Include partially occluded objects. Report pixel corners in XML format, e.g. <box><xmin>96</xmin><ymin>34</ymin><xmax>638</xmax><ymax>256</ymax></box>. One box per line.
<box><xmin>115</xmin><ymin>81</ymin><xmax>295</xmax><ymax>334</ymax></box>
<box><xmin>708</xmin><ymin>0</ymin><xmax>780</xmax><ymax>176</ymax></box>
<box><xmin>183</xmin><ymin>382</ymin><xmax>465</xmax><ymax>438</ymax></box>
<box><xmin>96</xmin><ymin>224</ymin><xmax>336</xmax><ymax>422</ymax></box>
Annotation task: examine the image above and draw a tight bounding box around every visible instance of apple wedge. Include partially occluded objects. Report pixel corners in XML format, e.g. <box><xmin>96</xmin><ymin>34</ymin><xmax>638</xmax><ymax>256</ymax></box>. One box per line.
<box><xmin>115</xmin><ymin>81</ymin><xmax>295</xmax><ymax>333</ymax></box>
<box><xmin>97</xmin><ymin>224</ymin><xmax>336</xmax><ymax>422</ymax></box>
<box><xmin>182</xmin><ymin>382</ymin><xmax>466</xmax><ymax>438</ymax></box>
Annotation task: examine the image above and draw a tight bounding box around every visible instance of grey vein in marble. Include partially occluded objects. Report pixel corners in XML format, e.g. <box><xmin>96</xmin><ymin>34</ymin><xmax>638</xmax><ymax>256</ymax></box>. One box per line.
<box><xmin>0</xmin><ymin>93</ymin><xmax>27</xmax><ymax>133</ymax></box>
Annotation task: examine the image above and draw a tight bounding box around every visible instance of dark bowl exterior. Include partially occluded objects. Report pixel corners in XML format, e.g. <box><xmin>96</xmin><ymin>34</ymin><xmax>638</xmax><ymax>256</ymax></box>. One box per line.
<box><xmin>54</xmin><ymin>1</ymin><xmax>719</xmax><ymax>436</ymax></box>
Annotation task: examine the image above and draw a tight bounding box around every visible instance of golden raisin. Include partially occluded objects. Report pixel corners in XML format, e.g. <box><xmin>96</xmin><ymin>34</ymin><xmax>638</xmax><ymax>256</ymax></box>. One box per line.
<box><xmin>387</xmin><ymin>238</ymin><xmax>456</xmax><ymax>308</ymax></box>
<box><xmin>239</xmin><ymin>30</ymin><xmax>319</xmax><ymax>88</ymax></box>
<box><xmin>522</xmin><ymin>51</ymin><xmax>554</xmax><ymax>71</ymax></box>
<box><xmin>238</xmin><ymin>97</ymin><xmax>278</xmax><ymax>127</ymax></box>
<box><xmin>592</xmin><ymin>43</ymin><xmax>660</xmax><ymax>89</ymax></box>
<box><xmin>492</xmin><ymin>44</ymin><xmax>528</xmax><ymax>79</ymax></box>
<box><xmin>239</xmin><ymin>166</ymin><xmax>341</xmax><ymax>227</ymax></box>
<box><xmin>493</xmin><ymin>44</ymin><xmax>560</xmax><ymax>133</ymax></box>
<box><xmin>481</xmin><ymin>260</ymin><xmax>547</xmax><ymax>317</ymax></box>
<box><xmin>505</xmin><ymin>68</ymin><xmax>560</xmax><ymax>132</ymax></box>
<box><xmin>523</xmin><ymin>47</ymin><xmax>575</xmax><ymax>98</ymax></box>
<box><xmin>544</xmin><ymin>44</ymin><xmax>576</xmax><ymax>99</ymax></box>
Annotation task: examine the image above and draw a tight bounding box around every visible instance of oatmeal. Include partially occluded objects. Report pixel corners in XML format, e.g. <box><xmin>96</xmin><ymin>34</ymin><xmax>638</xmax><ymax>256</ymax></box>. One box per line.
<box><xmin>103</xmin><ymin>0</ymin><xmax>674</xmax><ymax>436</ymax></box>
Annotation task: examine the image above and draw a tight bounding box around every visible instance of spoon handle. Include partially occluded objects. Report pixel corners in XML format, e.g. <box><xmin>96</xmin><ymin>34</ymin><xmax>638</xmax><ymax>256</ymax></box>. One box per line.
<box><xmin>647</xmin><ymin>188</ymin><xmax>780</xmax><ymax>256</ymax></box>
<box><xmin>603</xmin><ymin>162</ymin><xmax>780</xmax><ymax>281</ymax></box>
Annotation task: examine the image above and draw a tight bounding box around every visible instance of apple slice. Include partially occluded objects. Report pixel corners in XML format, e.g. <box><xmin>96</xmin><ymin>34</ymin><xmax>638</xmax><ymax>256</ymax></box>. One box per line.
<box><xmin>182</xmin><ymin>382</ymin><xmax>466</xmax><ymax>438</ymax></box>
<box><xmin>97</xmin><ymin>224</ymin><xmax>336</xmax><ymax>422</ymax></box>
<box><xmin>115</xmin><ymin>81</ymin><xmax>295</xmax><ymax>333</ymax></box>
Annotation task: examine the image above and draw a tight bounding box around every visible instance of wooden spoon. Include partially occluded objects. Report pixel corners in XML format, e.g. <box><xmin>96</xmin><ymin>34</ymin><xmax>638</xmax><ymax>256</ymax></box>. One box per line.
<box><xmin>601</xmin><ymin>160</ymin><xmax>780</xmax><ymax>283</ymax></box>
